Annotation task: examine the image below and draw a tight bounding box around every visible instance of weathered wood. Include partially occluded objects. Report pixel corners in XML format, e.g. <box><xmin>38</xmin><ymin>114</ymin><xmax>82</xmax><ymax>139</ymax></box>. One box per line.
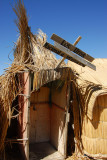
<box><xmin>64</xmin><ymin>82</ymin><xmax>71</xmax><ymax>158</ymax></box>
<box><xmin>44</xmin><ymin>42</ymin><xmax>84</xmax><ymax>67</ymax></box>
<box><xmin>30</xmin><ymin>103</ymin><xmax>50</xmax><ymax>143</ymax></box>
<box><xmin>44</xmin><ymin>42</ymin><xmax>96</xmax><ymax>70</ymax></box>
<box><xmin>31</xmin><ymin>102</ymin><xmax>65</xmax><ymax>111</ymax></box>
<box><xmin>51</xmin><ymin>33</ymin><xmax>94</xmax><ymax>62</ymax></box>
<box><xmin>51</xmin><ymin>104</ymin><xmax>65</xmax><ymax>156</ymax></box>
<box><xmin>27</xmin><ymin>72</ymin><xmax>31</xmax><ymax>160</ymax></box>
<box><xmin>56</xmin><ymin>36</ymin><xmax>82</xmax><ymax>68</ymax></box>
<box><xmin>55</xmin><ymin>42</ymin><xmax>96</xmax><ymax>70</ymax></box>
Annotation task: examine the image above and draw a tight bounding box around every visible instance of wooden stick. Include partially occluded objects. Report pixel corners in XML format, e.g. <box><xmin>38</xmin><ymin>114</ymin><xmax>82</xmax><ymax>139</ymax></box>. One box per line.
<box><xmin>73</xmin><ymin>36</ymin><xmax>82</xmax><ymax>46</ymax></box>
<box><xmin>56</xmin><ymin>36</ymin><xmax>82</xmax><ymax>68</ymax></box>
<box><xmin>5</xmin><ymin>138</ymin><xmax>28</xmax><ymax>142</ymax></box>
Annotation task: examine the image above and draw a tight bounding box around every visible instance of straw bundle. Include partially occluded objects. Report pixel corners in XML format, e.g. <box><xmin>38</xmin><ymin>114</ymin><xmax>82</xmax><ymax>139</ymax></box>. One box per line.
<box><xmin>0</xmin><ymin>64</ymin><xmax>24</xmax><ymax>152</ymax></box>
<box><xmin>13</xmin><ymin>0</ymin><xmax>33</xmax><ymax>64</ymax></box>
<box><xmin>13</xmin><ymin>2</ymin><xmax>65</xmax><ymax>69</ymax></box>
<box><xmin>13</xmin><ymin>0</ymin><xmax>63</xmax><ymax>69</ymax></box>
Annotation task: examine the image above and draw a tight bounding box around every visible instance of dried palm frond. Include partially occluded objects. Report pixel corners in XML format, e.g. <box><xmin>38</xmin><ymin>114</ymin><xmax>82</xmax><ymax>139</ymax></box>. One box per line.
<box><xmin>13</xmin><ymin>0</ymin><xmax>34</xmax><ymax>64</ymax></box>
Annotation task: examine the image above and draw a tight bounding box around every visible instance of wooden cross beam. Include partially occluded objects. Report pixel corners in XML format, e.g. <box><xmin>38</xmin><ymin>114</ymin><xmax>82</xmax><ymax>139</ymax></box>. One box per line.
<box><xmin>44</xmin><ymin>34</ymin><xmax>96</xmax><ymax>70</ymax></box>
<box><xmin>51</xmin><ymin>34</ymin><xmax>94</xmax><ymax>62</ymax></box>
<box><xmin>55</xmin><ymin>36</ymin><xmax>82</xmax><ymax>68</ymax></box>
<box><xmin>44</xmin><ymin>42</ymin><xmax>96</xmax><ymax>70</ymax></box>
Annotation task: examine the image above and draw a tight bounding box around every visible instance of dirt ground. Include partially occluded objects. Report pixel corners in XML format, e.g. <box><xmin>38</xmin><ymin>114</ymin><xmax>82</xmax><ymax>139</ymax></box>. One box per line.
<box><xmin>29</xmin><ymin>142</ymin><xmax>64</xmax><ymax>160</ymax></box>
<box><xmin>0</xmin><ymin>143</ymin><xmax>94</xmax><ymax>160</ymax></box>
<box><xmin>1</xmin><ymin>152</ymin><xmax>93</xmax><ymax>160</ymax></box>
<box><xmin>1</xmin><ymin>153</ymin><xmax>93</xmax><ymax>160</ymax></box>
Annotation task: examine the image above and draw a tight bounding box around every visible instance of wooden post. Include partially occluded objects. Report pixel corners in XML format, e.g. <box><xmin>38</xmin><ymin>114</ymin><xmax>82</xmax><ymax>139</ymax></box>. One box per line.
<box><xmin>56</xmin><ymin>36</ymin><xmax>82</xmax><ymax>68</ymax></box>
<box><xmin>27</xmin><ymin>72</ymin><xmax>31</xmax><ymax>160</ymax></box>
<box><xmin>64</xmin><ymin>82</ymin><xmax>71</xmax><ymax>158</ymax></box>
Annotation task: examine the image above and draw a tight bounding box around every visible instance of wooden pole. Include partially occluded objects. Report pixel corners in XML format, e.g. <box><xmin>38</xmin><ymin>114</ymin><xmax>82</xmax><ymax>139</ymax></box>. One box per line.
<box><xmin>27</xmin><ymin>72</ymin><xmax>31</xmax><ymax>160</ymax></box>
<box><xmin>73</xmin><ymin>36</ymin><xmax>82</xmax><ymax>46</ymax></box>
<box><xmin>64</xmin><ymin>82</ymin><xmax>71</xmax><ymax>158</ymax></box>
<box><xmin>56</xmin><ymin>36</ymin><xmax>82</xmax><ymax>68</ymax></box>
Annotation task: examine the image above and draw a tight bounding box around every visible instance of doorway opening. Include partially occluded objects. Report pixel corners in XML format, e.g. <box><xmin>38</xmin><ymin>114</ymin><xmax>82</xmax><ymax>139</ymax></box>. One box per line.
<box><xmin>29</xmin><ymin>82</ymin><xmax>67</xmax><ymax>160</ymax></box>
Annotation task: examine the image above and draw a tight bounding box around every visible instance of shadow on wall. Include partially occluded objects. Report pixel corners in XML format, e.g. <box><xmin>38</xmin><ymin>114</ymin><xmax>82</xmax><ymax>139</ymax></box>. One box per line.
<box><xmin>80</xmin><ymin>83</ymin><xmax>103</xmax><ymax>129</ymax></box>
<box><xmin>91</xmin><ymin>94</ymin><xmax>107</xmax><ymax>129</ymax></box>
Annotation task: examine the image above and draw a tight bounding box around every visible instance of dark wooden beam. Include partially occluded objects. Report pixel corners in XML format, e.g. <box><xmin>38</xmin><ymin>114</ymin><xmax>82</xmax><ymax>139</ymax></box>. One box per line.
<box><xmin>51</xmin><ymin>34</ymin><xmax>94</xmax><ymax>62</ymax></box>
<box><xmin>56</xmin><ymin>36</ymin><xmax>82</xmax><ymax>68</ymax></box>
<box><xmin>44</xmin><ymin>42</ymin><xmax>96</xmax><ymax>70</ymax></box>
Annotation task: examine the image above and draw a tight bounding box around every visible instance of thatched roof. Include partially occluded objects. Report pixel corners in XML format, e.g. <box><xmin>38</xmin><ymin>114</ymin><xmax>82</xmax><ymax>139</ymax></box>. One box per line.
<box><xmin>14</xmin><ymin>29</ymin><xmax>65</xmax><ymax>71</ymax></box>
<box><xmin>68</xmin><ymin>58</ymin><xmax>107</xmax><ymax>120</ymax></box>
<box><xmin>33</xmin><ymin>67</ymin><xmax>74</xmax><ymax>91</ymax></box>
<box><xmin>13</xmin><ymin>0</ymin><xmax>65</xmax><ymax>71</ymax></box>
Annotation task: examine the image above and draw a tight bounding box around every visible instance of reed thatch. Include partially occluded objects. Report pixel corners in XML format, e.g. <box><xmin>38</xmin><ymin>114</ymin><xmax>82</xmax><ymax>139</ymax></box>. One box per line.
<box><xmin>68</xmin><ymin>59</ymin><xmax>107</xmax><ymax>159</ymax></box>
<box><xmin>68</xmin><ymin>59</ymin><xmax>107</xmax><ymax>120</ymax></box>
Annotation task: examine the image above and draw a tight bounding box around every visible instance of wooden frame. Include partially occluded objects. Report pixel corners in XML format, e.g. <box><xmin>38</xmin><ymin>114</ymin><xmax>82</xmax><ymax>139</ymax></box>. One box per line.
<box><xmin>51</xmin><ymin>34</ymin><xmax>94</xmax><ymax>62</ymax></box>
<box><xmin>44</xmin><ymin>42</ymin><xmax>96</xmax><ymax>70</ymax></box>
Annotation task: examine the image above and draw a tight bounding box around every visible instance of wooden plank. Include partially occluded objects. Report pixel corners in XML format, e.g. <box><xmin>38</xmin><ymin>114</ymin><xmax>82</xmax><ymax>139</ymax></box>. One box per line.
<box><xmin>44</xmin><ymin>42</ymin><xmax>85</xmax><ymax>67</ymax></box>
<box><xmin>51</xmin><ymin>104</ymin><xmax>65</xmax><ymax>155</ymax></box>
<box><xmin>51</xmin><ymin>34</ymin><xmax>94</xmax><ymax>62</ymax></box>
<box><xmin>56</xmin><ymin>36</ymin><xmax>81</xmax><ymax>68</ymax></box>
<box><xmin>55</xmin><ymin>42</ymin><xmax>96</xmax><ymax>70</ymax></box>
<box><xmin>44</xmin><ymin>42</ymin><xmax>96</xmax><ymax>70</ymax></box>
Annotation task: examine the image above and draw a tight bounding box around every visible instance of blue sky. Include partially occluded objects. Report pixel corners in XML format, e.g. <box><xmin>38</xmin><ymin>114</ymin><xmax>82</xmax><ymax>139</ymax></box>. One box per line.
<box><xmin>0</xmin><ymin>0</ymin><xmax>107</xmax><ymax>75</ymax></box>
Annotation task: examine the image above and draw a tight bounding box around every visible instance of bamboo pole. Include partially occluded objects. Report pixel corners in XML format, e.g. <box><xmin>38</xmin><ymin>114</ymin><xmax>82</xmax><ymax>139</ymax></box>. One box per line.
<box><xmin>56</xmin><ymin>36</ymin><xmax>82</xmax><ymax>68</ymax></box>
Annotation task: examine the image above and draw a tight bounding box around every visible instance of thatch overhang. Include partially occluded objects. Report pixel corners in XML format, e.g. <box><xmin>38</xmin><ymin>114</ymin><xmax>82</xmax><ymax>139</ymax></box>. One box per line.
<box><xmin>32</xmin><ymin>67</ymin><xmax>74</xmax><ymax>91</ymax></box>
<box><xmin>68</xmin><ymin>58</ymin><xmax>107</xmax><ymax>120</ymax></box>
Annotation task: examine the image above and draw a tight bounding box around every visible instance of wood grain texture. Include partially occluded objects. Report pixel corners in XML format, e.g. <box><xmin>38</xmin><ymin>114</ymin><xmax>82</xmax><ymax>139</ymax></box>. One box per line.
<box><xmin>51</xmin><ymin>33</ymin><xmax>94</xmax><ymax>62</ymax></box>
<box><xmin>30</xmin><ymin>103</ymin><xmax>50</xmax><ymax>143</ymax></box>
<box><xmin>50</xmin><ymin>104</ymin><xmax>65</xmax><ymax>155</ymax></box>
<box><xmin>51</xmin><ymin>83</ymin><xmax>67</xmax><ymax>109</ymax></box>
<box><xmin>30</xmin><ymin>87</ymin><xmax>50</xmax><ymax>143</ymax></box>
<box><xmin>44</xmin><ymin>42</ymin><xmax>96</xmax><ymax>70</ymax></box>
<box><xmin>29</xmin><ymin>86</ymin><xmax>66</xmax><ymax>156</ymax></box>
<box><xmin>54</xmin><ymin>42</ymin><xmax>96</xmax><ymax>70</ymax></box>
<box><xmin>56</xmin><ymin>36</ymin><xmax>81</xmax><ymax>68</ymax></box>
